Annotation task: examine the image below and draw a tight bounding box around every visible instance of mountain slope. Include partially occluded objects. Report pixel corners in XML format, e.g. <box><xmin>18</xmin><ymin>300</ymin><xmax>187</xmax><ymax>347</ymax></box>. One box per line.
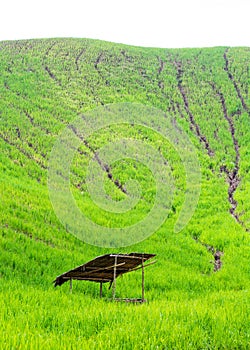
<box><xmin>0</xmin><ymin>38</ymin><xmax>250</xmax><ymax>349</ymax></box>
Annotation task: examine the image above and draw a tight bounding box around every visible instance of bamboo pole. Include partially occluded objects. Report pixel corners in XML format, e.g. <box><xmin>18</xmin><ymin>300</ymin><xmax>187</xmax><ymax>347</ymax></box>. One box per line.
<box><xmin>100</xmin><ymin>282</ymin><xmax>103</xmax><ymax>298</ymax></box>
<box><xmin>127</xmin><ymin>260</ymin><xmax>157</xmax><ymax>273</ymax></box>
<box><xmin>141</xmin><ymin>258</ymin><xmax>145</xmax><ymax>302</ymax></box>
<box><xmin>112</xmin><ymin>255</ymin><xmax>117</xmax><ymax>300</ymax></box>
<box><xmin>85</xmin><ymin>262</ymin><xmax>125</xmax><ymax>272</ymax></box>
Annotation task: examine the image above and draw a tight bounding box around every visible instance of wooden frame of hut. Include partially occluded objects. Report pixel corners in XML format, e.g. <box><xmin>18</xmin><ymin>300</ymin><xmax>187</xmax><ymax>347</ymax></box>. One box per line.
<box><xmin>54</xmin><ymin>253</ymin><xmax>156</xmax><ymax>303</ymax></box>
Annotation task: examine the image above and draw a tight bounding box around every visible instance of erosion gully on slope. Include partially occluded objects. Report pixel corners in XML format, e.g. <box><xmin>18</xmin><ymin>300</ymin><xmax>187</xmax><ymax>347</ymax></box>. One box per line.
<box><xmin>157</xmin><ymin>57</ymin><xmax>166</xmax><ymax>90</ymax></box>
<box><xmin>174</xmin><ymin>60</ymin><xmax>214</xmax><ymax>157</ymax></box>
<box><xmin>224</xmin><ymin>48</ymin><xmax>249</xmax><ymax>115</ymax></box>
<box><xmin>0</xmin><ymin>223</ymin><xmax>56</xmax><ymax>248</ymax></box>
<box><xmin>43</xmin><ymin>43</ymin><xmax>62</xmax><ymax>86</ymax></box>
<box><xmin>75</xmin><ymin>48</ymin><xmax>86</xmax><ymax>72</ymax></box>
<box><xmin>68</xmin><ymin>124</ymin><xmax>127</xmax><ymax>194</ymax></box>
<box><xmin>170</xmin><ymin>59</ymin><xmax>226</xmax><ymax>268</ymax></box>
<box><xmin>94</xmin><ymin>52</ymin><xmax>110</xmax><ymax>88</ymax></box>
<box><xmin>0</xmin><ymin>132</ymin><xmax>47</xmax><ymax>170</ymax></box>
<box><xmin>193</xmin><ymin>237</ymin><xmax>223</xmax><ymax>272</ymax></box>
<box><xmin>209</xmin><ymin>82</ymin><xmax>244</xmax><ymax>226</ymax></box>
<box><xmin>172</xmin><ymin>56</ymin><xmax>248</xmax><ymax>231</ymax></box>
<box><xmin>44</xmin><ymin>66</ymin><xmax>61</xmax><ymax>86</ymax></box>
<box><xmin>222</xmin><ymin>50</ymin><xmax>249</xmax><ymax>231</ymax></box>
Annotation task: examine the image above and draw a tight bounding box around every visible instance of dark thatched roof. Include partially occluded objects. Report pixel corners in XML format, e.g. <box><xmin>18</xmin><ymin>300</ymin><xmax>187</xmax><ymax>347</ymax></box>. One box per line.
<box><xmin>54</xmin><ymin>253</ymin><xmax>156</xmax><ymax>287</ymax></box>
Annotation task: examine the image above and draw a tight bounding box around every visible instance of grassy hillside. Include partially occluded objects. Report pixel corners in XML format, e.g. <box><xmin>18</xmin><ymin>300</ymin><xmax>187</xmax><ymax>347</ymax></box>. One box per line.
<box><xmin>0</xmin><ymin>38</ymin><xmax>250</xmax><ymax>349</ymax></box>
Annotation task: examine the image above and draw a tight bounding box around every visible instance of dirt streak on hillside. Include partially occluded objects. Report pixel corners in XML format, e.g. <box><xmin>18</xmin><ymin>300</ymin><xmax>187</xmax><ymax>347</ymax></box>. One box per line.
<box><xmin>45</xmin><ymin>42</ymin><xmax>57</xmax><ymax>57</ymax></box>
<box><xmin>0</xmin><ymin>133</ymin><xmax>47</xmax><ymax>170</ymax></box>
<box><xmin>224</xmin><ymin>49</ymin><xmax>249</xmax><ymax>114</ymax></box>
<box><xmin>23</xmin><ymin>110</ymin><xmax>50</xmax><ymax>135</ymax></box>
<box><xmin>174</xmin><ymin>60</ymin><xmax>214</xmax><ymax>157</ymax></box>
<box><xmin>158</xmin><ymin>57</ymin><xmax>166</xmax><ymax>75</ymax></box>
<box><xmin>43</xmin><ymin>43</ymin><xmax>62</xmax><ymax>86</ymax></box>
<box><xmin>94</xmin><ymin>53</ymin><xmax>104</xmax><ymax>71</ymax></box>
<box><xmin>194</xmin><ymin>237</ymin><xmax>223</xmax><ymax>272</ymax></box>
<box><xmin>93</xmin><ymin>52</ymin><xmax>110</xmax><ymax>95</ymax></box>
<box><xmin>1</xmin><ymin>224</ymin><xmax>56</xmax><ymax>248</ymax></box>
<box><xmin>44</xmin><ymin>66</ymin><xmax>61</xmax><ymax>86</ymax></box>
<box><xmin>75</xmin><ymin>48</ymin><xmax>86</xmax><ymax>72</ymax></box>
<box><xmin>210</xmin><ymin>82</ymin><xmax>245</xmax><ymax>227</ymax></box>
<box><xmin>157</xmin><ymin>57</ymin><xmax>166</xmax><ymax>90</ymax></box>
<box><xmin>68</xmin><ymin>124</ymin><xmax>127</xmax><ymax>194</ymax></box>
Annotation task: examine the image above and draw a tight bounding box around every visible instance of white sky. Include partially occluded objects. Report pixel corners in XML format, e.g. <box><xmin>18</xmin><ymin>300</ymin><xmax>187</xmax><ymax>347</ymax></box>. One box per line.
<box><xmin>1</xmin><ymin>0</ymin><xmax>249</xmax><ymax>48</ymax></box>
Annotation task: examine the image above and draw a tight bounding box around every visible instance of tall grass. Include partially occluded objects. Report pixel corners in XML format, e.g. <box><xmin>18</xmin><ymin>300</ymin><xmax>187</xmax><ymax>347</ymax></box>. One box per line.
<box><xmin>0</xmin><ymin>38</ymin><xmax>250</xmax><ymax>348</ymax></box>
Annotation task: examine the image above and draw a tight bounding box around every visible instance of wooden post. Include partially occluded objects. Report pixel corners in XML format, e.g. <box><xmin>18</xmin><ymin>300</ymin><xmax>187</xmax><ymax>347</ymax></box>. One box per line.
<box><xmin>100</xmin><ymin>282</ymin><xmax>103</xmax><ymax>298</ymax></box>
<box><xmin>112</xmin><ymin>255</ymin><xmax>117</xmax><ymax>300</ymax></box>
<box><xmin>70</xmin><ymin>278</ymin><xmax>72</xmax><ymax>293</ymax></box>
<box><xmin>141</xmin><ymin>258</ymin><xmax>145</xmax><ymax>302</ymax></box>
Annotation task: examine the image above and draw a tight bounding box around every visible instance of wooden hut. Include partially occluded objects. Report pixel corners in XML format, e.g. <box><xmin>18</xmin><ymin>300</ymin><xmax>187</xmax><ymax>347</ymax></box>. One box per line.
<box><xmin>54</xmin><ymin>253</ymin><xmax>156</xmax><ymax>302</ymax></box>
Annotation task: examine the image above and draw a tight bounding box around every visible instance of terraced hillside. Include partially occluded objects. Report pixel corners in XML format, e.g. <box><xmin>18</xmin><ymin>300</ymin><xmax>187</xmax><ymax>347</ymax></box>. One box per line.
<box><xmin>0</xmin><ymin>38</ymin><xmax>250</xmax><ymax>349</ymax></box>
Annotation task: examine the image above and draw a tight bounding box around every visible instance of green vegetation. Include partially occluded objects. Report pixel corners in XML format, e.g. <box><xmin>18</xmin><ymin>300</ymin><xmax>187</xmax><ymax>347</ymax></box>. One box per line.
<box><xmin>0</xmin><ymin>38</ymin><xmax>250</xmax><ymax>349</ymax></box>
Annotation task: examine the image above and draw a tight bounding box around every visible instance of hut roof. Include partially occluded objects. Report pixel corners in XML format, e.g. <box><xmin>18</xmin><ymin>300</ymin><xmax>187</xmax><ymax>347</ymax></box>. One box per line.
<box><xmin>54</xmin><ymin>253</ymin><xmax>155</xmax><ymax>287</ymax></box>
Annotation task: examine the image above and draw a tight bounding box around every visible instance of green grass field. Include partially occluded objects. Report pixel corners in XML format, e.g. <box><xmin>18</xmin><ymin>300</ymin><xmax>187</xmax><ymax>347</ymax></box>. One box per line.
<box><xmin>0</xmin><ymin>38</ymin><xmax>250</xmax><ymax>349</ymax></box>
